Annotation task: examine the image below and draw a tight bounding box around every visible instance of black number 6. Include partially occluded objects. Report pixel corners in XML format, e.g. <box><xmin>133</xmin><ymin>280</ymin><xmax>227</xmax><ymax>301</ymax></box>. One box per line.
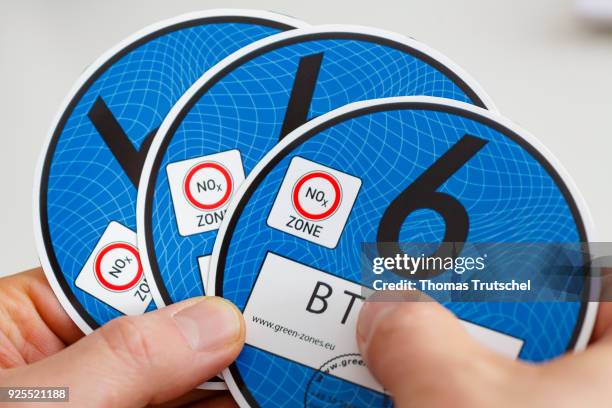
<box><xmin>376</xmin><ymin>135</ymin><xmax>488</xmax><ymax>278</ymax></box>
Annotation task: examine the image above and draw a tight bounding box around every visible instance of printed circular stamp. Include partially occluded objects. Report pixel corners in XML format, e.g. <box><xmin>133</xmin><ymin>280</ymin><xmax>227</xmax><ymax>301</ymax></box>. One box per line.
<box><xmin>304</xmin><ymin>353</ymin><xmax>393</xmax><ymax>407</ymax></box>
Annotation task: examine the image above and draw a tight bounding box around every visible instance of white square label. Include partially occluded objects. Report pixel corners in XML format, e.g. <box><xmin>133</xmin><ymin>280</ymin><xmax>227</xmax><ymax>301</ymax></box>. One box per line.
<box><xmin>267</xmin><ymin>157</ymin><xmax>361</xmax><ymax>248</ymax></box>
<box><xmin>166</xmin><ymin>150</ymin><xmax>245</xmax><ymax>236</ymax></box>
<box><xmin>244</xmin><ymin>253</ymin><xmax>523</xmax><ymax>393</ymax></box>
<box><xmin>75</xmin><ymin>221</ymin><xmax>152</xmax><ymax>315</ymax></box>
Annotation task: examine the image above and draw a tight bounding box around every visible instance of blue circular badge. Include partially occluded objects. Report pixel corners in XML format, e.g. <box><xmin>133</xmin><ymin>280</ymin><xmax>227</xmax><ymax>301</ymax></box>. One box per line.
<box><xmin>138</xmin><ymin>26</ymin><xmax>495</xmax><ymax>309</ymax></box>
<box><xmin>34</xmin><ymin>10</ymin><xmax>304</xmax><ymax>333</ymax></box>
<box><xmin>209</xmin><ymin>97</ymin><xmax>595</xmax><ymax>407</ymax></box>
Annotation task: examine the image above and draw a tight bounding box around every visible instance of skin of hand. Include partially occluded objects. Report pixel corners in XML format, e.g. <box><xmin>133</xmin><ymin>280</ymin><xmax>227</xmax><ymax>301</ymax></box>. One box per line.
<box><xmin>0</xmin><ymin>267</ymin><xmax>244</xmax><ymax>407</ymax></box>
<box><xmin>4</xmin><ymin>267</ymin><xmax>611</xmax><ymax>408</ymax></box>
<box><xmin>357</xmin><ymin>291</ymin><xmax>612</xmax><ymax>408</ymax></box>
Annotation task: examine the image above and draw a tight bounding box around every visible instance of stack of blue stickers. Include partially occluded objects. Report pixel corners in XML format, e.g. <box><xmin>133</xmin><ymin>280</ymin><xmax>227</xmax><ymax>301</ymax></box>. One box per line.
<box><xmin>34</xmin><ymin>9</ymin><xmax>597</xmax><ymax>407</ymax></box>
<box><xmin>136</xmin><ymin>26</ymin><xmax>494</xmax><ymax>308</ymax></box>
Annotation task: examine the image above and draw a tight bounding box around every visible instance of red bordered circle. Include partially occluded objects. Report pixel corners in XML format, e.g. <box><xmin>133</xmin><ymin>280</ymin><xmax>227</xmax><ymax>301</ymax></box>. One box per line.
<box><xmin>183</xmin><ymin>161</ymin><xmax>233</xmax><ymax>211</ymax></box>
<box><xmin>94</xmin><ymin>242</ymin><xmax>143</xmax><ymax>292</ymax></box>
<box><xmin>292</xmin><ymin>171</ymin><xmax>342</xmax><ymax>221</ymax></box>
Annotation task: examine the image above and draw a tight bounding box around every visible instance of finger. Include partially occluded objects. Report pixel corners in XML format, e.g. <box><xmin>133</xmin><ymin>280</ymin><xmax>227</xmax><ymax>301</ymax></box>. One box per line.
<box><xmin>151</xmin><ymin>390</ymin><xmax>222</xmax><ymax>408</ymax></box>
<box><xmin>356</xmin><ymin>291</ymin><xmax>521</xmax><ymax>407</ymax></box>
<box><xmin>514</xmin><ymin>299</ymin><xmax>612</xmax><ymax>406</ymax></box>
<box><xmin>589</xmin><ymin>267</ymin><xmax>612</xmax><ymax>343</ymax></box>
<box><xmin>185</xmin><ymin>393</ymin><xmax>238</xmax><ymax>408</ymax></box>
<box><xmin>0</xmin><ymin>268</ymin><xmax>82</xmax><ymax>367</ymax></box>
<box><xmin>20</xmin><ymin>268</ymin><xmax>83</xmax><ymax>344</ymax></box>
<box><xmin>530</xmin><ymin>334</ymin><xmax>612</xmax><ymax>406</ymax></box>
<box><xmin>590</xmin><ymin>302</ymin><xmax>612</xmax><ymax>343</ymax></box>
<box><xmin>4</xmin><ymin>297</ymin><xmax>245</xmax><ymax>407</ymax></box>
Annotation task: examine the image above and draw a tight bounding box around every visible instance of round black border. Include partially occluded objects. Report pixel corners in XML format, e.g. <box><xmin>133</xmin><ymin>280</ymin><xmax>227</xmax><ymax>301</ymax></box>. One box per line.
<box><xmin>144</xmin><ymin>30</ymin><xmax>490</xmax><ymax>306</ymax></box>
<box><xmin>214</xmin><ymin>101</ymin><xmax>590</xmax><ymax>407</ymax></box>
<box><xmin>39</xmin><ymin>16</ymin><xmax>296</xmax><ymax>330</ymax></box>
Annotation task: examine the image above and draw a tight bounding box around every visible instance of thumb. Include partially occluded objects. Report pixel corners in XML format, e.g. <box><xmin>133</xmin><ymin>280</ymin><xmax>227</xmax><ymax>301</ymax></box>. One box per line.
<box><xmin>3</xmin><ymin>296</ymin><xmax>244</xmax><ymax>407</ymax></box>
<box><xmin>356</xmin><ymin>292</ymin><xmax>518</xmax><ymax>407</ymax></box>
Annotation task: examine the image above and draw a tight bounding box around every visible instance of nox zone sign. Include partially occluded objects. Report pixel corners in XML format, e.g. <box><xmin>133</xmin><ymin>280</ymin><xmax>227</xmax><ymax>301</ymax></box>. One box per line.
<box><xmin>267</xmin><ymin>157</ymin><xmax>361</xmax><ymax>248</ymax></box>
<box><xmin>209</xmin><ymin>99</ymin><xmax>594</xmax><ymax>408</ymax></box>
<box><xmin>34</xmin><ymin>11</ymin><xmax>302</xmax><ymax>331</ymax></box>
<box><xmin>166</xmin><ymin>150</ymin><xmax>245</xmax><ymax>236</ymax></box>
<box><xmin>139</xmin><ymin>26</ymin><xmax>494</xmax><ymax>309</ymax></box>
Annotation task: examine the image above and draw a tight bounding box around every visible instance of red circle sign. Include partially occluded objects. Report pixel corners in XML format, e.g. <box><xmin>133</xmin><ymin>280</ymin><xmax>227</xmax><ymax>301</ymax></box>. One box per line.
<box><xmin>292</xmin><ymin>171</ymin><xmax>342</xmax><ymax>221</ymax></box>
<box><xmin>94</xmin><ymin>242</ymin><xmax>143</xmax><ymax>291</ymax></box>
<box><xmin>183</xmin><ymin>161</ymin><xmax>233</xmax><ymax>211</ymax></box>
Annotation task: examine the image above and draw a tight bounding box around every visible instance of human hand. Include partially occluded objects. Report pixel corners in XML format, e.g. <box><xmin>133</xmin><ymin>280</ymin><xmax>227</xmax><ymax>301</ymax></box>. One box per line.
<box><xmin>357</xmin><ymin>292</ymin><xmax>611</xmax><ymax>407</ymax></box>
<box><xmin>0</xmin><ymin>268</ymin><xmax>244</xmax><ymax>407</ymax></box>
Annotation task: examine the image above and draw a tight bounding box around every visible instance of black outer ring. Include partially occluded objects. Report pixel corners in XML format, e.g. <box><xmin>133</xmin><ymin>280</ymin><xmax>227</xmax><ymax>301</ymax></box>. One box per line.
<box><xmin>39</xmin><ymin>16</ymin><xmax>297</xmax><ymax>331</ymax></box>
<box><xmin>213</xmin><ymin>101</ymin><xmax>590</xmax><ymax>407</ymax></box>
<box><xmin>144</xmin><ymin>30</ymin><xmax>489</xmax><ymax>306</ymax></box>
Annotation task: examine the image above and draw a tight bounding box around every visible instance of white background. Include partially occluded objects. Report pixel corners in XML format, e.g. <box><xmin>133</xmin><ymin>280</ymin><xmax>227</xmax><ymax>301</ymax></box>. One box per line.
<box><xmin>1</xmin><ymin>0</ymin><xmax>611</xmax><ymax>276</ymax></box>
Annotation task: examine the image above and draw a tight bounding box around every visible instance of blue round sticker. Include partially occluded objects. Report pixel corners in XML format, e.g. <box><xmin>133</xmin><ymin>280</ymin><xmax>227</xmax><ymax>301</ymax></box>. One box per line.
<box><xmin>208</xmin><ymin>98</ymin><xmax>594</xmax><ymax>407</ymax></box>
<box><xmin>139</xmin><ymin>26</ymin><xmax>495</xmax><ymax>309</ymax></box>
<box><xmin>34</xmin><ymin>10</ymin><xmax>304</xmax><ymax>332</ymax></box>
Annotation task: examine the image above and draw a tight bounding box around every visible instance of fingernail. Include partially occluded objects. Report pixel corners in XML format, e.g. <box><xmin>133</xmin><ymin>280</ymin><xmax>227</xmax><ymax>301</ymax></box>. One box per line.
<box><xmin>173</xmin><ymin>297</ymin><xmax>242</xmax><ymax>351</ymax></box>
